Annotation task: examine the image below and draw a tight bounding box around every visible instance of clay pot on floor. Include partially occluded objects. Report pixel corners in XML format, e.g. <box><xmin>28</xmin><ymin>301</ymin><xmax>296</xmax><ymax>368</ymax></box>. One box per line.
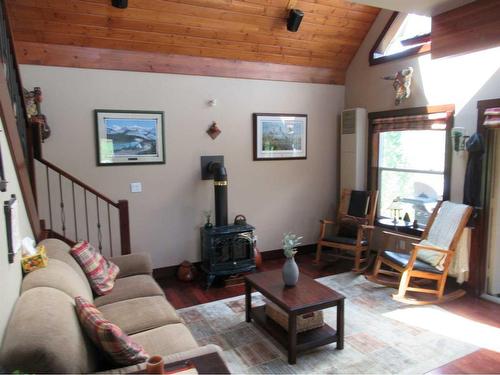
<box><xmin>177</xmin><ymin>261</ymin><xmax>196</xmax><ymax>282</ymax></box>
<box><xmin>254</xmin><ymin>247</ymin><xmax>262</xmax><ymax>269</ymax></box>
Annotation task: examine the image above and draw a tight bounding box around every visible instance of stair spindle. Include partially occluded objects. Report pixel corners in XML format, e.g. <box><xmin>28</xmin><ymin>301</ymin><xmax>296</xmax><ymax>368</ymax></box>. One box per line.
<box><xmin>96</xmin><ymin>197</ymin><xmax>103</xmax><ymax>253</ymax></box>
<box><xmin>58</xmin><ymin>174</ymin><xmax>66</xmax><ymax>237</ymax></box>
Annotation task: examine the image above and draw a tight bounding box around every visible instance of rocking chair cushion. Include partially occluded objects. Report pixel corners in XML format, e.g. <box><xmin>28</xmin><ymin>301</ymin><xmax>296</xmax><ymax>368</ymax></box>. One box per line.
<box><xmin>382</xmin><ymin>250</ymin><xmax>443</xmax><ymax>274</ymax></box>
<box><xmin>323</xmin><ymin>235</ymin><xmax>368</xmax><ymax>246</ymax></box>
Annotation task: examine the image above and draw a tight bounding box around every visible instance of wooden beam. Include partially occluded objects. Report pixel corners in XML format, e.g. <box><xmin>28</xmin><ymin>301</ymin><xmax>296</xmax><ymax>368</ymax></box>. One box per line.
<box><xmin>15</xmin><ymin>42</ymin><xmax>344</xmax><ymax>84</ymax></box>
<box><xmin>432</xmin><ymin>0</ymin><xmax>500</xmax><ymax>60</ymax></box>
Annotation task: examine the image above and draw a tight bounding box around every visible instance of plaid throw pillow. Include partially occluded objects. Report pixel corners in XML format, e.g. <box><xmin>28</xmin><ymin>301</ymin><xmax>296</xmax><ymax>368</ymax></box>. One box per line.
<box><xmin>70</xmin><ymin>241</ymin><xmax>119</xmax><ymax>295</ymax></box>
<box><xmin>75</xmin><ymin>296</ymin><xmax>149</xmax><ymax>366</ymax></box>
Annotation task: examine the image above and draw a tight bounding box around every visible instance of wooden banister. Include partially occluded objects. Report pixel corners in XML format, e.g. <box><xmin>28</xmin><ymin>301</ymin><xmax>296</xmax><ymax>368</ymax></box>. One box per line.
<box><xmin>35</xmin><ymin>156</ymin><xmax>131</xmax><ymax>256</ymax></box>
<box><xmin>118</xmin><ymin>200</ymin><xmax>131</xmax><ymax>255</ymax></box>
<box><xmin>37</xmin><ymin>157</ymin><xmax>119</xmax><ymax>207</ymax></box>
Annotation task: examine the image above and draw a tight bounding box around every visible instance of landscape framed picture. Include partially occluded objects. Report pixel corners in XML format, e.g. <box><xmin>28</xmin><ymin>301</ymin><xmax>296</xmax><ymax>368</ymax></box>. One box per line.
<box><xmin>95</xmin><ymin>110</ymin><xmax>165</xmax><ymax>166</ymax></box>
<box><xmin>253</xmin><ymin>113</ymin><xmax>307</xmax><ymax>160</ymax></box>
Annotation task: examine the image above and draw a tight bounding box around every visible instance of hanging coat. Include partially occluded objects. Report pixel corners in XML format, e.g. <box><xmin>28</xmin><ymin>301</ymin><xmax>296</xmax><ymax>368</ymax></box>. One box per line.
<box><xmin>463</xmin><ymin>132</ymin><xmax>485</xmax><ymax>207</ymax></box>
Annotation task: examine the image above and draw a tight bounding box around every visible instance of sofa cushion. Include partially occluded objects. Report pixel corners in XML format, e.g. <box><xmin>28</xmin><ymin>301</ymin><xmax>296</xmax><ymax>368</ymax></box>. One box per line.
<box><xmin>94</xmin><ymin>275</ymin><xmax>164</xmax><ymax>307</ymax></box>
<box><xmin>38</xmin><ymin>238</ymin><xmax>90</xmax><ymax>285</ymax></box>
<box><xmin>21</xmin><ymin>258</ymin><xmax>94</xmax><ymax>301</ymax></box>
<box><xmin>99</xmin><ymin>296</ymin><xmax>181</xmax><ymax>335</ymax></box>
<box><xmin>0</xmin><ymin>287</ymin><xmax>100</xmax><ymax>374</ymax></box>
<box><xmin>110</xmin><ymin>253</ymin><xmax>153</xmax><ymax>278</ymax></box>
<box><xmin>130</xmin><ymin>324</ymin><xmax>199</xmax><ymax>356</ymax></box>
<box><xmin>75</xmin><ymin>297</ymin><xmax>149</xmax><ymax>366</ymax></box>
<box><xmin>71</xmin><ymin>241</ymin><xmax>120</xmax><ymax>296</ymax></box>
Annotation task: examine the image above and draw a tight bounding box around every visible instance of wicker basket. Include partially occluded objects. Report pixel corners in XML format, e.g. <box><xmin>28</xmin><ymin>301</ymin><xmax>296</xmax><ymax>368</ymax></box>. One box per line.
<box><xmin>264</xmin><ymin>299</ymin><xmax>324</xmax><ymax>333</ymax></box>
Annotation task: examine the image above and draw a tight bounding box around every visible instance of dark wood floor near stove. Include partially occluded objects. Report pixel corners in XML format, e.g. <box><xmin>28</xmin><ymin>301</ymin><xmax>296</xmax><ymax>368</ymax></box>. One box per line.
<box><xmin>155</xmin><ymin>251</ymin><xmax>500</xmax><ymax>374</ymax></box>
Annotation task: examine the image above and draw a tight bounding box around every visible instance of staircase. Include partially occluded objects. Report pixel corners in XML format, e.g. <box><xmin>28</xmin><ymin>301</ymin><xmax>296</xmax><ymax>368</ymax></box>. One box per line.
<box><xmin>0</xmin><ymin>2</ymin><xmax>131</xmax><ymax>256</ymax></box>
<box><xmin>34</xmin><ymin>155</ymin><xmax>131</xmax><ymax>257</ymax></box>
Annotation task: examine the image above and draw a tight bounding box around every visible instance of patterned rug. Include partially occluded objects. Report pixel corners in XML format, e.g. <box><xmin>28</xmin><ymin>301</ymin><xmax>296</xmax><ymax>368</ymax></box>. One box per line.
<box><xmin>177</xmin><ymin>273</ymin><xmax>479</xmax><ymax>374</ymax></box>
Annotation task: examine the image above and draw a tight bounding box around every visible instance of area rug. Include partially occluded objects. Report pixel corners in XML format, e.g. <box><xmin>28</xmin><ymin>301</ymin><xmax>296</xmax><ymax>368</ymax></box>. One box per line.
<box><xmin>177</xmin><ymin>273</ymin><xmax>479</xmax><ymax>374</ymax></box>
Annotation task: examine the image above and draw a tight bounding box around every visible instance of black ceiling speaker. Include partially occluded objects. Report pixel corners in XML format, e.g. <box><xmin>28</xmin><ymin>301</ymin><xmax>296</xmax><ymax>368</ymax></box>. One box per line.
<box><xmin>112</xmin><ymin>0</ymin><xmax>128</xmax><ymax>8</ymax></box>
<box><xmin>287</xmin><ymin>9</ymin><xmax>304</xmax><ymax>32</ymax></box>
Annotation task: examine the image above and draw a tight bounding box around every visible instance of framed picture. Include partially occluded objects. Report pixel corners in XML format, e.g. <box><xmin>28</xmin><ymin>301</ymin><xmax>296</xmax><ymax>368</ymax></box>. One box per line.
<box><xmin>95</xmin><ymin>110</ymin><xmax>165</xmax><ymax>166</ymax></box>
<box><xmin>253</xmin><ymin>113</ymin><xmax>307</xmax><ymax>160</ymax></box>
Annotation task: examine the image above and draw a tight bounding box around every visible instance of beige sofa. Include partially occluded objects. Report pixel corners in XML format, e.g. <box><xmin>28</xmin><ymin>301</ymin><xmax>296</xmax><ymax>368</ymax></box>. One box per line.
<box><xmin>0</xmin><ymin>239</ymin><xmax>222</xmax><ymax>373</ymax></box>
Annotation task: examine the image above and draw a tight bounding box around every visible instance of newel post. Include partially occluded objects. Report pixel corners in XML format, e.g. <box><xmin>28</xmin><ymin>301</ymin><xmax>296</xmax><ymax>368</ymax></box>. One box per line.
<box><xmin>118</xmin><ymin>200</ymin><xmax>131</xmax><ymax>255</ymax></box>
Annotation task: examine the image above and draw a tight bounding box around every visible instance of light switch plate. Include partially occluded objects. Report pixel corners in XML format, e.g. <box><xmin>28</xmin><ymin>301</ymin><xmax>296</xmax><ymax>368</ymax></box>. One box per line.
<box><xmin>130</xmin><ymin>182</ymin><xmax>142</xmax><ymax>193</ymax></box>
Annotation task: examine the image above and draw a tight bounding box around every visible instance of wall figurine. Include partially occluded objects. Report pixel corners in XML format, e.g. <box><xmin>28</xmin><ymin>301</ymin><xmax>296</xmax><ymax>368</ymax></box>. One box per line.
<box><xmin>24</xmin><ymin>87</ymin><xmax>51</xmax><ymax>140</ymax></box>
<box><xmin>207</xmin><ymin>121</ymin><xmax>221</xmax><ymax>139</ymax></box>
<box><xmin>382</xmin><ymin>67</ymin><xmax>414</xmax><ymax>106</ymax></box>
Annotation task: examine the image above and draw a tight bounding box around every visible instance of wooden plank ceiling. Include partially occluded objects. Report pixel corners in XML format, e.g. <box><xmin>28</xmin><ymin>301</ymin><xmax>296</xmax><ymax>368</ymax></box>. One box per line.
<box><xmin>6</xmin><ymin>0</ymin><xmax>380</xmax><ymax>84</ymax></box>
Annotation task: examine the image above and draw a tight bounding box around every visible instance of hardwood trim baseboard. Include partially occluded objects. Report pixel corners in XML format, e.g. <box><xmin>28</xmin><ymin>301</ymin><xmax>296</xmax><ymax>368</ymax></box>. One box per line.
<box><xmin>152</xmin><ymin>243</ymin><xmax>317</xmax><ymax>280</ymax></box>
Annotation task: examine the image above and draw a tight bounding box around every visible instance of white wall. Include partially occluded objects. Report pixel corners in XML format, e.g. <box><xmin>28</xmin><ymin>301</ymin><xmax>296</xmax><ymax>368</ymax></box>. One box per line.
<box><xmin>346</xmin><ymin>9</ymin><xmax>500</xmax><ymax>202</ymax></box>
<box><xmin>0</xmin><ymin>118</ymin><xmax>34</xmax><ymax>343</ymax></box>
<box><xmin>20</xmin><ymin>65</ymin><xmax>344</xmax><ymax>268</ymax></box>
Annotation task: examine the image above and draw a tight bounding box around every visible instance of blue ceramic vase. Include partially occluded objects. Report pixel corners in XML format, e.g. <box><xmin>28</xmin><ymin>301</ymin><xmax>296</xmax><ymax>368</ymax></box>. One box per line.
<box><xmin>282</xmin><ymin>257</ymin><xmax>299</xmax><ymax>286</ymax></box>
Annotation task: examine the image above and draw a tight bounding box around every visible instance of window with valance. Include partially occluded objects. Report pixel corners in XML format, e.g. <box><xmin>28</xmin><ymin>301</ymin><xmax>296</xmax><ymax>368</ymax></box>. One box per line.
<box><xmin>483</xmin><ymin>107</ymin><xmax>500</xmax><ymax>128</ymax></box>
<box><xmin>368</xmin><ymin>107</ymin><xmax>454</xmax><ymax>228</ymax></box>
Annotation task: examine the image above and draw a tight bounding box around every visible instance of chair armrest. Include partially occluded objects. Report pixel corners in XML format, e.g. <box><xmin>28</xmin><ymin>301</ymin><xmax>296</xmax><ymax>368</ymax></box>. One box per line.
<box><xmin>412</xmin><ymin>243</ymin><xmax>453</xmax><ymax>254</ymax></box>
<box><xmin>110</xmin><ymin>253</ymin><xmax>153</xmax><ymax>278</ymax></box>
<box><xmin>361</xmin><ymin>225</ymin><xmax>375</xmax><ymax>231</ymax></box>
<box><xmin>96</xmin><ymin>345</ymin><xmax>224</xmax><ymax>374</ymax></box>
<box><xmin>382</xmin><ymin>231</ymin><xmax>421</xmax><ymax>242</ymax></box>
<box><xmin>320</xmin><ymin>219</ymin><xmax>336</xmax><ymax>225</ymax></box>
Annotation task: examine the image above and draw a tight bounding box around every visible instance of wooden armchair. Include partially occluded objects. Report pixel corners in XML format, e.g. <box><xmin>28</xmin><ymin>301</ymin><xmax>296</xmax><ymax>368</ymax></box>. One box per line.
<box><xmin>315</xmin><ymin>189</ymin><xmax>378</xmax><ymax>273</ymax></box>
<box><xmin>366</xmin><ymin>201</ymin><xmax>473</xmax><ymax>305</ymax></box>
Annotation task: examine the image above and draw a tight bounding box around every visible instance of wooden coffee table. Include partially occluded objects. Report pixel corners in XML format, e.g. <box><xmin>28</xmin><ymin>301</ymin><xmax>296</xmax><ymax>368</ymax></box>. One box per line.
<box><xmin>245</xmin><ymin>269</ymin><xmax>345</xmax><ymax>364</ymax></box>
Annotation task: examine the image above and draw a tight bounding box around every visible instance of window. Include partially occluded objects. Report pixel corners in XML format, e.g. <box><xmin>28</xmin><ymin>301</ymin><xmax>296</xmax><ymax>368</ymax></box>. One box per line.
<box><xmin>370</xmin><ymin>12</ymin><xmax>431</xmax><ymax>65</ymax></box>
<box><xmin>368</xmin><ymin>106</ymin><xmax>454</xmax><ymax>229</ymax></box>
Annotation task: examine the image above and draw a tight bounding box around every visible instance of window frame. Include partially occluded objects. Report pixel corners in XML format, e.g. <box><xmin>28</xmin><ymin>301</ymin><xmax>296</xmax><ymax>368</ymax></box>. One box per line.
<box><xmin>367</xmin><ymin>105</ymin><xmax>455</xmax><ymax>235</ymax></box>
<box><xmin>369</xmin><ymin>11</ymin><xmax>431</xmax><ymax>66</ymax></box>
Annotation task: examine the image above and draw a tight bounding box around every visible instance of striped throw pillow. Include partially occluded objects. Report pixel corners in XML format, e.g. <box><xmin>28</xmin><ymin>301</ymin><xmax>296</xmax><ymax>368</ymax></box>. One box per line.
<box><xmin>75</xmin><ymin>296</ymin><xmax>149</xmax><ymax>366</ymax></box>
<box><xmin>70</xmin><ymin>241</ymin><xmax>120</xmax><ymax>295</ymax></box>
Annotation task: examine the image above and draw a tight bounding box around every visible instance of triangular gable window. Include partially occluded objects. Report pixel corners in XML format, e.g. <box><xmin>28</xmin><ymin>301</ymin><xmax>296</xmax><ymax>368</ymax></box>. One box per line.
<box><xmin>370</xmin><ymin>12</ymin><xmax>431</xmax><ymax>65</ymax></box>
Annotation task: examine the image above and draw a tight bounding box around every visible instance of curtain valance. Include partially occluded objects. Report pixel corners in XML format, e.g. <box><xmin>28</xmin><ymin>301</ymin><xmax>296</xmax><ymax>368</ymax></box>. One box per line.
<box><xmin>483</xmin><ymin>107</ymin><xmax>500</xmax><ymax>128</ymax></box>
<box><xmin>372</xmin><ymin>112</ymin><xmax>451</xmax><ymax>133</ymax></box>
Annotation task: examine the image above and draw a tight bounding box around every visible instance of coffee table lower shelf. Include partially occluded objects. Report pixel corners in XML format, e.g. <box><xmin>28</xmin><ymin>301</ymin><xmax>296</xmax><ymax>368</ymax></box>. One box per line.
<box><xmin>251</xmin><ymin>305</ymin><xmax>338</xmax><ymax>355</ymax></box>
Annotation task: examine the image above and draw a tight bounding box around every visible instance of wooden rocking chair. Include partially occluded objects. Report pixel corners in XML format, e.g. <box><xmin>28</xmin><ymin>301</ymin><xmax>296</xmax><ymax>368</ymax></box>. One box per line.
<box><xmin>366</xmin><ymin>201</ymin><xmax>473</xmax><ymax>305</ymax></box>
<box><xmin>315</xmin><ymin>189</ymin><xmax>378</xmax><ymax>273</ymax></box>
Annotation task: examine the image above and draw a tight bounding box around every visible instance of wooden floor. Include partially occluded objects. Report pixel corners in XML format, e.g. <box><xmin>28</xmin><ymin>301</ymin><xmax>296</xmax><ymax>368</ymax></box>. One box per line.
<box><xmin>156</xmin><ymin>252</ymin><xmax>500</xmax><ymax>374</ymax></box>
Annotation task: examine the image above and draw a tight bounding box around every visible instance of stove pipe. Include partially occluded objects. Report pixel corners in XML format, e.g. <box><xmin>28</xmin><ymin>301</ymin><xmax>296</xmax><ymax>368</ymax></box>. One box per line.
<box><xmin>208</xmin><ymin>162</ymin><xmax>228</xmax><ymax>226</ymax></box>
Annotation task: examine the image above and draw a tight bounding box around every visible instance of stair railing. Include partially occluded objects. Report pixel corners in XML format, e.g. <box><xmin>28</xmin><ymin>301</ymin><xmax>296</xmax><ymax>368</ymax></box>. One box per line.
<box><xmin>32</xmin><ymin>125</ymin><xmax>131</xmax><ymax>256</ymax></box>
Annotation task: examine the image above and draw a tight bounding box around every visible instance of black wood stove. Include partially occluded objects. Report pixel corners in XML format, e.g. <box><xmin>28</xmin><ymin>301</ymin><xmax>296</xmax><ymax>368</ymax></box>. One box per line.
<box><xmin>200</xmin><ymin>156</ymin><xmax>255</xmax><ymax>288</ymax></box>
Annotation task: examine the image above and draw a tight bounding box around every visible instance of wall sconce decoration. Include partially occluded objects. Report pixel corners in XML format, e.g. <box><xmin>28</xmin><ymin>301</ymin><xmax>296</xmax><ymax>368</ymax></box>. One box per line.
<box><xmin>206</xmin><ymin>121</ymin><xmax>221</xmax><ymax>140</ymax></box>
<box><xmin>4</xmin><ymin>194</ymin><xmax>17</xmax><ymax>264</ymax></box>
<box><xmin>24</xmin><ymin>87</ymin><xmax>51</xmax><ymax>141</ymax></box>
<box><xmin>0</xmin><ymin>130</ymin><xmax>6</xmax><ymax>192</ymax></box>
<box><xmin>382</xmin><ymin>67</ymin><xmax>413</xmax><ymax>106</ymax></box>
<box><xmin>451</xmin><ymin>127</ymin><xmax>469</xmax><ymax>152</ymax></box>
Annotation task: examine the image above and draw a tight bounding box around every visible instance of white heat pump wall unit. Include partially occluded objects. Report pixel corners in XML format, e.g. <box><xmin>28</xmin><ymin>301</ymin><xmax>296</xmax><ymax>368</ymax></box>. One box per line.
<box><xmin>340</xmin><ymin>108</ymin><xmax>368</xmax><ymax>192</ymax></box>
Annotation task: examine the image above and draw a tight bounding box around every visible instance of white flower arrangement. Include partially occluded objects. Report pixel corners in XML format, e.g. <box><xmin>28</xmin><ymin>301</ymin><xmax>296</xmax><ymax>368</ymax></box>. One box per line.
<box><xmin>282</xmin><ymin>232</ymin><xmax>303</xmax><ymax>258</ymax></box>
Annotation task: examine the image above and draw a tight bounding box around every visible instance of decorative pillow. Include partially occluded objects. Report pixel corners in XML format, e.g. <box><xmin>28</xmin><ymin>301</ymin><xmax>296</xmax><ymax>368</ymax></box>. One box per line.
<box><xmin>75</xmin><ymin>296</ymin><xmax>148</xmax><ymax>366</ymax></box>
<box><xmin>70</xmin><ymin>241</ymin><xmax>119</xmax><ymax>295</ymax></box>
<box><xmin>416</xmin><ymin>240</ymin><xmax>446</xmax><ymax>270</ymax></box>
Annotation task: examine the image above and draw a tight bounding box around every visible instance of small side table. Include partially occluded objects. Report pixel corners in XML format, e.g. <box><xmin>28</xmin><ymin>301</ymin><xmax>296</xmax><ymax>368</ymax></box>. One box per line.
<box><xmin>377</xmin><ymin>218</ymin><xmax>414</xmax><ymax>232</ymax></box>
<box><xmin>244</xmin><ymin>270</ymin><xmax>345</xmax><ymax>364</ymax></box>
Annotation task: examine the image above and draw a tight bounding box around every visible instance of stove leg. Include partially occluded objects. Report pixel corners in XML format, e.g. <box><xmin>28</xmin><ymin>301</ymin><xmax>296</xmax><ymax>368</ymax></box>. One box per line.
<box><xmin>206</xmin><ymin>274</ymin><xmax>216</xmax><ymax>289</ymax></box>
